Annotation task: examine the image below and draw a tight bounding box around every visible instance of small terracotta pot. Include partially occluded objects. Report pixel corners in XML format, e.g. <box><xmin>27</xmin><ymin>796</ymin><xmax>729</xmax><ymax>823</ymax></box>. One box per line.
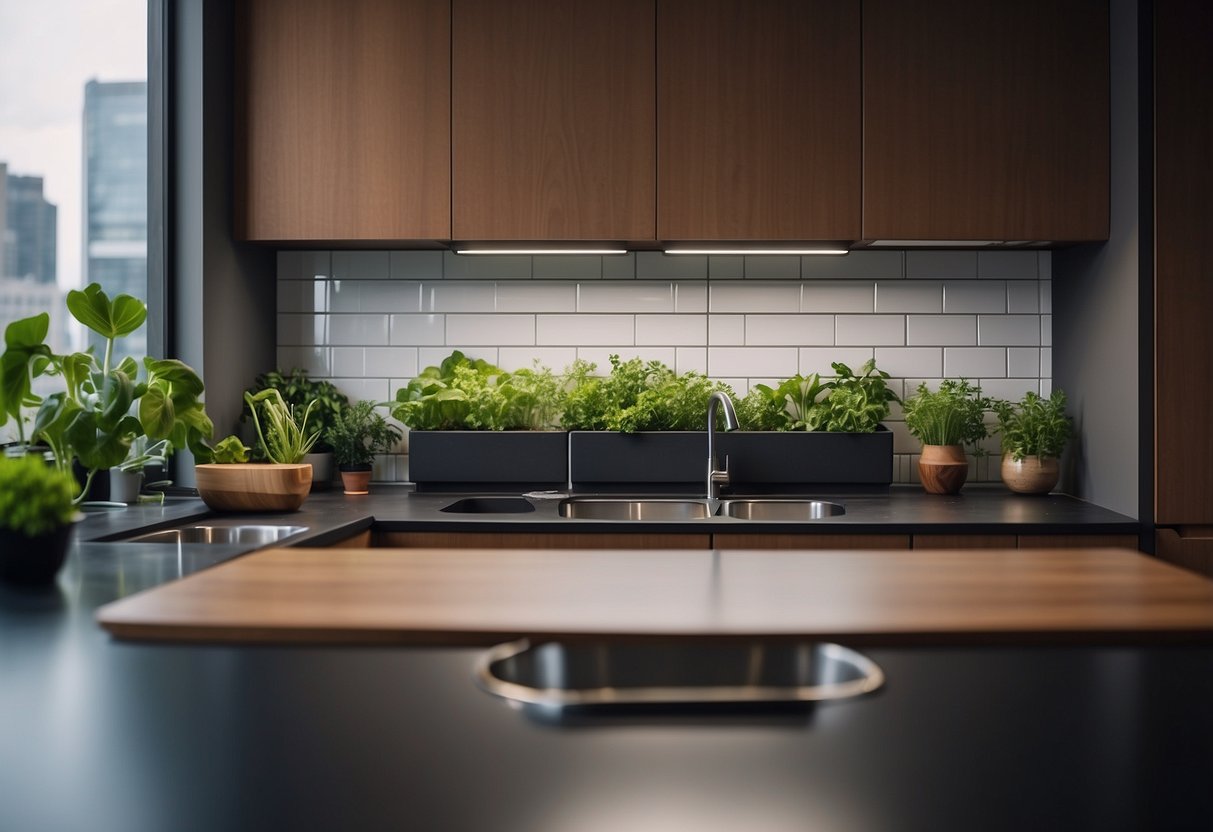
<box><xmin>918</xmin><ymin>444</ymin><xmax>969</xmax><ymax>495</ymax></box>
<box><xmin>1001</xmin><ymin>454</ymin><xmax>1060</xmax><ymax>495</ymax></box>
<box><xmin>340</xmin><ymin>466</ymin><xmax>372</xmax><ymax>496</ymax></box>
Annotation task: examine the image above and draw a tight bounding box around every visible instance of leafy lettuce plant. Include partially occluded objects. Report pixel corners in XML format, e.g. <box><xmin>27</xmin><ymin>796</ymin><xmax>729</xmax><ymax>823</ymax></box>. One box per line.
<box><xmin>739</xmin><ymin>360</ymin><xmax>897</xmax><ymax>433</ymax></box>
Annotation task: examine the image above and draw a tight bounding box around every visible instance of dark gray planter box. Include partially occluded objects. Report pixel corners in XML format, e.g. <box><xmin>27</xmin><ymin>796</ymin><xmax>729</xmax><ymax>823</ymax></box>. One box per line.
<box><xmin>408</xmin><ymin>431</ymin><xmax>568</xmax><ymax>491</ymax></box>
<box><xmin>569</xmin><ymin>427</ymin><xmax>893</xmax><ymax>492</ymax></box>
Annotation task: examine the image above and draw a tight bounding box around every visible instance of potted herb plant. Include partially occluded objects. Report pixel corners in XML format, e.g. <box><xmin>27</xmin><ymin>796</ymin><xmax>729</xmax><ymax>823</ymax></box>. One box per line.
<box><xmin>325</xmin><ymin>400</ymin><xmax>401</xmax><ymax>495</ymax></box>
<box><xmin>110</xmin><ymin>437</ymin><xmax>172</xmax><ymax>504</ymax></box>
<box><xmin>902</xmin><ymin>379</ymin><xmax>992</xmax><ymax>495</ymax></box>
<box><xmin>194</xmin><ymin>390</ymin><xmax>318</xmax><ymax>512</ymax></box>
<box><xmin>992</xmin><ymin>389</ymin><xmax>1073</xmax><ymax>494</ymax></box>
<box><xmin>391</xmin><ymin>351</ymin><xmax>568</xmax><ymax>490</ymax></box>
<box><xmin>0</xmin><ymin>454</ymin><xmax>78</xmax><ymax>585</ymax></box>
<box><xmin>244</xmin><ymin>368</ymin><xmax>349</xmax><ymax>488</ymax></box>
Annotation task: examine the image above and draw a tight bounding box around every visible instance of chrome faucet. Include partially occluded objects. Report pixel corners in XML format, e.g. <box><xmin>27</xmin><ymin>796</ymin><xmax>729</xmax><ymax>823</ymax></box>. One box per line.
<box><xmin>706</xmin><ymin>391</ymin><xmax>740</xmax><ymax>500</ymax></box>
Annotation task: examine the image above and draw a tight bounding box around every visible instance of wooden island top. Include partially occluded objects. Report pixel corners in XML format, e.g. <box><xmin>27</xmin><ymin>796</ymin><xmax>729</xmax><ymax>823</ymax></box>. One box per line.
<box><xmin>96</xmin><ymin>546</ymin><xmax>1213</xmax><ymax>646</ymax></box>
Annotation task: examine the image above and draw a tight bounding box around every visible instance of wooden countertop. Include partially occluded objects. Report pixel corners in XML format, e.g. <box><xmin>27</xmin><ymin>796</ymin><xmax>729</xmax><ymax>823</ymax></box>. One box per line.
<box><xmin>96</xmin><ymin>546</ymin><xmax>1213</xmax><ymax>646</ymax></box>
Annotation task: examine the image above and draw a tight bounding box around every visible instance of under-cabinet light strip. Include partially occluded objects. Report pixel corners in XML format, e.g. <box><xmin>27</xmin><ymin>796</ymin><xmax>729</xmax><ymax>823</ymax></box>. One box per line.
<box><xmin>454</xmin><ymin>249</ymin><xmax>629</xmax><ymax>255</ymax></box>
<box><xmin>663</xmin><ymin>248</ymin><xmax>849</xmax><ymax>255</ymax></box>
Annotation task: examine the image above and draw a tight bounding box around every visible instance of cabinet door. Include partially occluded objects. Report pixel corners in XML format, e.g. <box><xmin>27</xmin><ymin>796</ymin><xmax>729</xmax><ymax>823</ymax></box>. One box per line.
<box><xmin>1155</xmin><ymin>0</ymin><xmax>1213</xmax><ymax>524</ymax></box>
<box><xmin>235</xmin><ymin>0</ymin><xmax>451</xmax><ymax>241</ymax></box>
<box><xmin>862</xmin><ymin>0</ymin><xmax>1108</xmax><ymax>242</ymax></box>
<box><xmin>452</xmin><ymin>0</ymin><xmax>655</xmax><ymax>241</ymax></box>
<box><xmin>657</xmin><ymin>0</ymin><xmax>861</xmax><ymax>241</ymax></box>
<box><xmin>713</xmin><ymin>534</ymin><xmax>910</xmax><ymax>550</ymax></box>
<box><xmin>367</xmin><ymin>532</ymin><xmax>710</xmax><ymax>550</ymax></box>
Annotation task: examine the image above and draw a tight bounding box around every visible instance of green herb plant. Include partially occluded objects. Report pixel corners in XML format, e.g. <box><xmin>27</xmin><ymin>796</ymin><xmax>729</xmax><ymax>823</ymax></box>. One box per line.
<box><xmin>325</xmin><ymin>400</ymin><xmax>401</xmax><ymax>468</ymax></box>
<box><xmin>902</xmin><ymin>379</ymin><xmax>992</xmax><ymax>448</ymax></box>
<box><xmin>244</xmin><ymin>389</ymin><xmax>320</xmax><ymax>464</ymax></box>
<box><xmin>0</xmin><ymin>454</ymin><xmax>77</xmax><ymax>537</ymax></box>
<box><xmin>992</xmin><ymin>389</ymin><xmax>1073</xmax><ymax>461</ymax></box>
<box><xmin>739</xmin><ymin>359</ymin><xmax>898</xmax><ymax>433</ymax></box>
<box><xmin>205</xmin><ymin>435</ymin><xmax>251</xmax><ymax>464</ymax></box>
<box><xmin>243</xmin><ymin>369</ymin><xmax>349</xmax><ymax>452</ymax></box>
<box><xmin>561</xmin><ymin>355</ymin><xmax>719</xmax><ymax>432</ymax></box>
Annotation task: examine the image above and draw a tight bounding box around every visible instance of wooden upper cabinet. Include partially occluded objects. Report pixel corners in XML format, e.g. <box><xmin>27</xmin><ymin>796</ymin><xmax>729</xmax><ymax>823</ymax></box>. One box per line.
<box><xmin>1155</xmin><ymin>0</ymin><xmax>1213</xmax><ymax>525</ymax></box>
<box><xmin>862</xmin><ymin>0</ymin><xmax>1109</xmax><ymax>242</ymax></box>
<box><xmin>658</xmin><ymin>0</ymin><xmax>861</xmax><ymax>241</ymax></box>
<box><xmin>451</xmin><ymin>0</ymin><xmax>656</xmax><ymax>241</ymax></box>
<box><xmin>235</xmin><ymin>0</ymin><xmax>451</xmax><ymax>241</ymax></box>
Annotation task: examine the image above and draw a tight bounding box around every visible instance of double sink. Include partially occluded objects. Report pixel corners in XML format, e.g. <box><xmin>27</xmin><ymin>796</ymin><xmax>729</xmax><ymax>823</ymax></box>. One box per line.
<box><xmin>440</xmin><ymin>495</ymin><xmax>846</xmax><ymax>522</ymax></box>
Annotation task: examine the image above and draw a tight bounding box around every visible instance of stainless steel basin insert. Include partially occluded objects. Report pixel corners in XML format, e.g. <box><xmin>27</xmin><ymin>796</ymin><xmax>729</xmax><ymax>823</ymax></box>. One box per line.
<box><xmin>126</xmin><ymin>525</ymin><xmax>308</xmax><ymax>545</ymax></box>
<box><xmin>558</xmin><ymin>498</ymin><xmax>714</xmax><ymax>521</ymax></box>
<box><xmin>477</xmin><ymin>639</ymin><xmax>884</xmax><ymax>708</ymax></box>
<box><xmin>720</xmin><ymin>499</ymin><xmax>846</xmax><ymax>521</ymax></box>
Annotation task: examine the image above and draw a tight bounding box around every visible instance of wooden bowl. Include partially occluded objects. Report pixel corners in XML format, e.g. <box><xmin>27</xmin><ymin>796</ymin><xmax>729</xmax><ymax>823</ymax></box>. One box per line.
<box><xmin>194</xmin><ymin>463</ymin><xmax>312</xmax><ymax>512</ymax></box>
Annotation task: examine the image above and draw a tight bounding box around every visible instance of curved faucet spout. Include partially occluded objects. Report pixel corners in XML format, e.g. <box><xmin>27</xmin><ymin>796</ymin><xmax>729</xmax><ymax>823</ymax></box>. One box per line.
<box><xmin>707</xmin><ymin>391</ymin><xmax>739</xmax><ymax>499</ymax></box>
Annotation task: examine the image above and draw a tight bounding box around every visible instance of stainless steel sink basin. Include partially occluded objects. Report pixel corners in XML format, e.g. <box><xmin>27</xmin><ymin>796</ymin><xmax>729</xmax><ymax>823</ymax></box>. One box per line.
<box><xmin>126</xmin><ymin>524</ymin><xmax>308</xmax><ymax>545</ymax></box>
<box><xmin>720</xmin><ymin>499</ymin><xmax>846</xmax><ymax>521</ymax></box>
<box><xmin>440</xmin><ymin>497</ymin><xmax>536</xmax><ymax>514</ymax></box>
<box><xmin>477</xmin><ymin>638</ymin><xmax>884</xmax><ymax>709</ymax></box>
<box><xmin>558</xmin><ymin>498</ymin><xmax>714</xmax><ymax>520</ymax></box>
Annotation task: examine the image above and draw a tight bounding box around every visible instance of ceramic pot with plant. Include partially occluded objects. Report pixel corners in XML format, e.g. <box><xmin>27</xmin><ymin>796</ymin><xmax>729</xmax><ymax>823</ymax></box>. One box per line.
<box><xmin>993</xmin><ymin>390</ymin><xmax>1073</xmax><ymax>495</ymax></box>
<box><xmin>244</xmin><ymin>369</ymin><xmax>349</xmax><ymax>488</ymax></box>
<box><xmin>902</xmin><ymin>379</ymin><xmax>992</xmax><ymax>495</ymax></box>
<box><xmin>325</xmin><ymin>400</ymin><xmax>401</xmax><ymax>495</ymax></box>
<box><xmin>0</xmin><ymin>454</ymin><xmax>79</xmax><ymax>585</ymax></box>
<box><xmin>194</xmin><ymin>390</ymin><xmax>319</xmax><ymax>512</ymax></box>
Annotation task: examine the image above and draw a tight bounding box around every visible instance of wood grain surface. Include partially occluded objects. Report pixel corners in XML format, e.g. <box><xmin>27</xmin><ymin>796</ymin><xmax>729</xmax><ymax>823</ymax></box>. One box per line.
<box><xmin>97</xmin><ymin>547</ymin><xmax>1213</xmax><ymax>646</ymax></box>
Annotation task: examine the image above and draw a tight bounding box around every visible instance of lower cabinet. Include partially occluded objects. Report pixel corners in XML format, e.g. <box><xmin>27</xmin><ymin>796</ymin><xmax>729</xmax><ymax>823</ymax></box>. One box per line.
<box><xmin>712</xmin><ymin>534</ymin><xmax>910</xmax><ymax>550</ymax></box>
<box><xmin>360</xmin><ymin>531</ymin><xmax>710</xmax><ymax>550</ymax></box>
<box><xmin>913</xmin><ymin>534</ymin><xmax>1138</xmax><ymax>550</ymax></box>
<box><xmin>1155</xmin><ymin>528</ymin><xmax>1213</xmax><ymax>579</ymax></box>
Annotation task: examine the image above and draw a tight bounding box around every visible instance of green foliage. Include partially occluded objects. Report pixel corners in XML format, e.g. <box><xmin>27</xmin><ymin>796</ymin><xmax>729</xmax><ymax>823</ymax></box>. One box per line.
<box><xmin>612</xmin><ymin>371</ymin><xmax>737</xmax><ymax>432</ymax></box>
<box><xmin>243</xmin><ymin>369</ymin><xmax>349</xmax><ymax>450</ymax></box>
<box><xmin>244</xmin><ymin>389</ymin><xmax>320</xmax><ymax>464</ymax></box>
<box><xmin>391</xmin><ymin>351</ymin><xmax>566</xmax><ymax>431</ymax></box>
<box><xmin>0</xmin><ymin>313</ymin><xmax>54</xmax><ymax>444</ymax></box>
<box><xmin>992</xmin><ymin>389</ymin><xmax>1073</xmax><ymax>461</ymax></box>
<box><xmin>738</xmin><ymin>360</ymin><xmax>898</xmax><ymax>433</ymax></box>
<box><xmin>324</xmin><ymin>400</ymin><xmax>402</xmax><ymax>467</ymax></box>
<box><xmin>199</xmin><ymin>434</ymin><xmax>251</xmax><ymax>464</ymax></box>
<box><xmin>903</xmin><ymin>379</ymin><xmax>992</xmax><ymax>447</ymax></box>
<box><xmin>0</xmin><ymin>454</ymin><xmax>77</xmax><ymax>536</ymax></box>
<box><xmin>561</xmin><ymin>355</ymin><xmax>681</xmax><ymax>431</ymax></box>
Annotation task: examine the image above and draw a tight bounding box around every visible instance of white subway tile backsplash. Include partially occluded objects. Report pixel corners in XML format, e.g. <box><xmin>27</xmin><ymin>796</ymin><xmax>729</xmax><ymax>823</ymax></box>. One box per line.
<box><xmin>498</xmin><ymin>347</ymin><xmax>578</xmax><ymax>372</ymax></box>
<box><xmin>801</xmin><ymin>250</ymin><xmax>903</xmax><ymax>279</ymax></box>
<box><xmin>1040</xmin><ymin>280</ymin><xmax>1052</xmax><ymax>313</ymax></box>
<box><xmin>422</xmin><ymin>281</ymin><xmax>495</xmax><ymax>312</ymax></box>
<box><xmin>978</xmin><ymin>315</ymin><xmax>1041</xmax><ymax>346</ymax></box>
<box><xmin>710</xmin><ymin>281</ymin><xmax>799</xmax><ymax>313</ymax></box>
<box><xmin>419</xmin><ymin>346</ymin><xmax>497</xmax><ymax>367</ymax></box>
<box><xmin>331</xmin><ymin>377</ymin><xmax>390</xmax><ymax>403</ymax></box>
<box><xmin>332</xmin><ymin>347</ymin><xmax>365</xmax><ymax>377</ymax></box>
<box><xmin>944</xmin><ymin>347</ymin><xmax>1006</xmax><ymax>378</ymax></box>
<box><xmin>708</xmin><ymin>255</ymin><xmax>744</xmax><ymax>279</ymax></box>
<box><xmin>329</xmin><ymin>314</ymin><xmax>389</xmax><ymax>346</ymax></box>
<box><xmin>532</xmin><ymin>255</ymin><xmax>602</xmax><ymax>280</ymax></box>
<box><xmin>1006</xmin><ymin>280</ymin><xmax>1041</xmax><ymax>313</ymax></box>
<box><xmin>978</xmin><ymin>250</ymin><xmax>1038</xmax><ymax>279</ymax></box>
<box><xmin>943</xmin><ymin>280</ymin><xmax>1006</xmax><ymax>313</ymax></box>
<box><xmin>637</xmin><ymin>252</ymin><xmax>706</xmax><ymax>279</ymax></box>
<box><xmin>801</xmin><ymin>281</ymin><xmax>874</xmax><ymax>313</ymax></box>
<box><xmin>636</xmin><ymin>314</ymin><xmax>706</xmax><ymax>346</ymax></box>
<box><xmin>675</xmin><ymin>347</ymin><xmax>708</xmax><ymax>374</ymax></box>
<box><xmin>708</xmin><ymin>315</ymin><xmax>745</xmax><ymax>345</ymax></box>
<box><xmin>708</xmin><ymin>347</ymin><xmax>799</xmax><ymax>378</ymax></box>
<box><xmin>875</xmin><ymin>281</ymin><xmax>943</xmax><ymax>313</ymax></box>
<box><xmin>390</xmin><ymin>314</ymin><xmax>445</xmax><ymax>346</ymax></box>
<box><xmin>442</xmin><ymin>252</ymin><xmax>531</xmax><ymax>279</ymax></box>
<box><xmin>496</xmin><ymin>281</ymin><xmax>577</xmax><ymax>313</ymax></box>
<box><xmin>1041</xmin><ymin>347</ymin><xmax>1052</xmax><ymax>377</ymax></box>
<box><xmin>906</xmin><ymin>250</ymin><xmax>977</xmax><ymax>279</ymax></box>
<box><xmin>980</xmin><ymin>377</ymin><xmax>1039</xmax><ymax>401</ymax></box>
<box><xmin>332</xmin><ymin>251</ymin><xmax>390</xmax><ymax>280</ymax></box>
<box><xmin>390</xmin><ymin>251</ymin><xmax>443</xmax><ymax>280</ymax></box>
<box><xmin>446</xmin><ymin>314</ymin><xmax>535</xmax><ymax>346</ymax></box>
<box><xmin>886</xmin><ymin>420</ymin><xmax>918</xmax><ymax>454</ymax></box>
<box><xmin>278</xmin><ymin>250</ymin><xmax>331</xmax><ymax>281</ymax></box>
<box><xmin>1007</xmin><ymin>347</ymin><xmax>1040</xmax><ymax>378</ymax></box>
<box><xmin>836</xmin><ymin>315</ymin><xmax>905</xmax><ymax>346</ymax></box>
<box><xmin>799</xmin><ymin>347</ymin><xmax>873</xmax><ymax>376</ymax></box>
<box><xmin>744</xmin><ymin>255</ymin><xmax>800</xmax><ymax>279</ymax></box>
<box><xmin>1041</xmin><ymin>315</ymin><xmax>1052</xmax><ymax>347</ymax></box>
<box><xmin>360</xmin><ymin>280</ymin><xmax>422</xmax><ymax>313</ymax></box>
<box><xmin>578</xmin><ymin>282</ymin><xmax>674</xmax><ymax>313</ymax></box>
<box><xmin>744</xmin><ymin>314</ymin><xmax>833</xmax><ymax>346</ymax></box>
<box><xmin>365</xmin><ymin>347</ymin><xmax>418</xmax><ymax>378</ymax></box>
<box><xmin>674</xmin><ymin>281</ymin><xmax>708</xmax><ymax>313</ymax></box>
<box><xmin>537</xmin><ymin>314</ymin><xmax>633</xmax><ymax>345</ymax></box>
<box><xmin>577</xmin><ymin>347</ymin><xmax>676</xmax><ymax>368</ymax></box>
<box><xmin>906</xmin><ymin>315</ymin><xmax>977</xmax><ymax>346</ymax></box>
<box><xmin>874</xmin><ymin>347</ymin><xmax>942</xmax><ymax>378</ymax></box>
<box><xmin>277</xmin><ymin>346</ymin><xmax>330</xmax><ymax>376</ymax></box>
<box><xmin>329</xmin><ymin>280</ymin><xmax>361</xmax><ymax>312</ymax></box>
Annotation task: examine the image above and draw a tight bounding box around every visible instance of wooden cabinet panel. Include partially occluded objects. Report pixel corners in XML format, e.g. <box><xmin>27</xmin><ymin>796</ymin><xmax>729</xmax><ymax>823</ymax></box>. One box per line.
<box><xmin>1017</xmin><ymin>535</ymin><xmax>1139</xmax><ymax>551</ymax></box>
<box><xmin>452</xmin><ymin>0</ymin><xmax>655</xmax><ymax>241</ymax></box>
<box><xmin>1156</xmin><ymin>529</ymin><xmax>1213</xmax><ymax>580</ymax></box>
<box><xmin>1155</xmin><ymin>1</ymin><xmax>1213</xmax><ymax>524</ymax></box>
<box><xmin>236</xmin><ymin>0</ymin><xmax>451</xmax><ymax>241</ymax></box>
<box><xmin>913</xmin><ymin>535</ymin><xmax>1016</xmax><ymax>550</ymax></box>
<box><xmin>862</xmin><ymin>0</ymin><xmax>1108</xmax><ymax>242</ymax></box>
<box><xmin>657</xmin><ymin>0</ymin><xmax>860</xmax><ymax>241</ymax></box>
<box><xmin>369</xmin><ymin>531</ymin><xmax>710</xmax><ymax>550</ymax></box>
<box><xmin>713</xmin><ymin>534</ymin><xmax>910</xmax><ymax>551</ymax></box>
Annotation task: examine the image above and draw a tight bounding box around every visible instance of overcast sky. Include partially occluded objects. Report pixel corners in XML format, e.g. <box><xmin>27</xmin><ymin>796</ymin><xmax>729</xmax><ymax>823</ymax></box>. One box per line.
<box><xmin>0</xmin><ymin>0</ymin><xmax>146</xmax><ymax>290</ymax></box>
